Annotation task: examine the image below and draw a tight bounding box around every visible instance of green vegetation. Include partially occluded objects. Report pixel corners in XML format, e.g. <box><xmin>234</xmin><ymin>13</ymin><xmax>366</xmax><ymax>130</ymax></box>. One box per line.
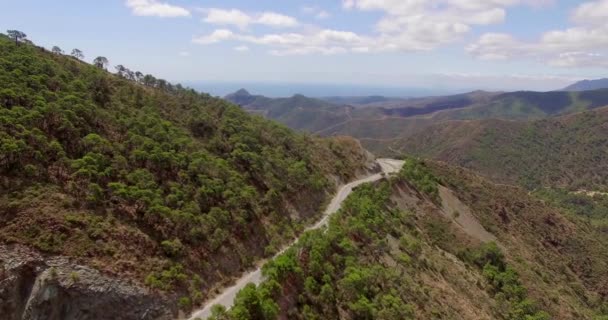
<box><xmin>211</xmin><ymin>170</ymin><xmax>556</xmax><ymax>320</ymax></box>
<box><xmin>224</xmin><ymin>89</ymin><xmax>353</xmax><ymax>133</ymax></box>
<box><xmin>210</xmin><ymin>159</ymin><xmax>608</xmax><ymax>319</ymax></box>
<box><xmin>228</xmin><ymin>87</ymin><xmax>608</xmax><ymax>159</ymax></box>
<box><xmin>534</xmin><ymin>188</ymin><xmax>608</xmax><ymax>232</ymax></box>
<box><xmin>0</xmin><ymin>32</ymin><xmax>369</xmax><ymax>308</ymax></box>
<box><xmin>211</xmin><ymin>181</ymin><xmax>420</xmax><ymax>320</ymax></box>
<box><xmin>399</xmin><ymin>158</ymin><xmax>440</xmax><ymax>200</ymax></box>
<box><xmin>460</xmin><ymin>242</ymin><xmax>549</xmax><ymax>320</ymax></box>
<box><xmin>397</xmin><ymin>108</ymin><xmax>608</xmax><ymax>191</ymax></box>
<box><xmin>430</xmin><ymin>160</ymin><xmax>608</xmax><ymax>319</ymax></box>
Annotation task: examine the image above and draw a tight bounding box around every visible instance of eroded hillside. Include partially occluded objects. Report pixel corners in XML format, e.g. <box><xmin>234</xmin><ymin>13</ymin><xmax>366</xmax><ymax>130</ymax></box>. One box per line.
<box><xmin>208</xmin><ymin>160</ymin><xmax>608</xmax><ymax>320</ymax></box>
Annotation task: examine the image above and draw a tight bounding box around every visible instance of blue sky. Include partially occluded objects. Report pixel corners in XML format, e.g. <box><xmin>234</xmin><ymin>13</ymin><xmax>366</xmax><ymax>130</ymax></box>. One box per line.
<box><xmin>2</xmin><ymin>0</ymin><xmax>608</xmax><ymax>95</ymax></box>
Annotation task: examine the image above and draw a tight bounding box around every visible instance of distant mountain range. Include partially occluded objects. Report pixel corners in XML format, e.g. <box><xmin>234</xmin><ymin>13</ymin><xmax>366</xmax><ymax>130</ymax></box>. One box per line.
<box><xmin>226</xmin><ymin>87</ymin><xmax>608</xmax><ymax>156</ymax></box>
<box><xmin>319</xmin><ymin>95</ymin><xmax>406</xmax><ymax>106</ymax></box>
<box><xmin>563</xmin><ymin>78</ymin><xmax>608</xmax><ymax>91</ymax></box>
<box><xmin>224</xmin><ymin>89</ymin><xmax>354</xmax><ymax>132</ymax></box>
<box><xmin>224</xmin><ymin>89</ymin><xmax>500</xmax><ymax>133</ymax></box>
<box><xmin>393</xmin><ymin>106</ymin><xmax>608</xmax><ymax>190</ymax></box>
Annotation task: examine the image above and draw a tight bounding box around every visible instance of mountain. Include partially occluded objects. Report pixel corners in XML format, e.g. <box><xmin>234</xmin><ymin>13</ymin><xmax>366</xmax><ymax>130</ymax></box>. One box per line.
<box><xmin>225</xmin><ymin>89</ymin><xmax>354</xmax><ymax>132</ymax></box>
<box><xmin>212</xmin><ymin>159</ymin><xmax>608</xmax><ymax>319</ymax></box>
<box><xmin>0</xmin><ymin>34</ymin><xmax>375</xmax><ymax>318</ymax></box>
<box><xmin>319</xmin><ymin>95</ymin><xmax>406</xmax><ymax>106</ymax></box>
<box><xmin>223</xmin><ymin>88</ymin><xmax>261</xmax><ymax>106</ymax></box>
<box><xmin>442</xmin><ymin>89</ymin><xmax>608</xmax><ymax>120</ymax></box>
<box><xmin>563</xmin><ymin>78</ymin><xmax>608</xmax><ymax>91</ymax></box>
<box><xmin>224</xmin><ymin>88</ymin><xmax>608</xmax><ymax>157</ymax></box>
<box><xmin>393</xmin><ymin>107</ymin><xmax>608</xmax><ymax>191</ymax></box>
<box><xmin>314</xmin><ymin>89</ymin><xmax>608</xmax><ymax>155</ymax></box>
<box><xmin>4</xmin><ymin>31</ymin><xmax>608</xmax><ymax>320</ymax></box>
<box><xmin>225</xmin><ymin>90</ymin><xmax>500</xmax><ymax>137</ymax></box>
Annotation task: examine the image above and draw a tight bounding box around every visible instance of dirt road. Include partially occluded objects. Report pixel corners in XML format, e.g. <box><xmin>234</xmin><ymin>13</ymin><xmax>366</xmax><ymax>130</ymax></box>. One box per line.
<box><xmin>188</xmin><ymin>158</ymin><xmax>404</xmax><ymax>320</ymax></box>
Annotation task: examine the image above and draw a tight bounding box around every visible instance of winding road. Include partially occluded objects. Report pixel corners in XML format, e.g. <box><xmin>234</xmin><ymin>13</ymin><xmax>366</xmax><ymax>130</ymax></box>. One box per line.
<box><xmin>188</xmin><ymin>158</ymin><xmax>404</xmax><ymax>320</ymax></box>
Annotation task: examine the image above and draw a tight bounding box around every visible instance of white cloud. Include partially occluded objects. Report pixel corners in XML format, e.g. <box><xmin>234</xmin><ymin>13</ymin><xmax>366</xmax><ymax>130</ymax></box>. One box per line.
<box><xmin>571</xmin><ymin>0</ymin><xmax>608</xmax><ymax>25</ymax></box>
<box><xmin>257</xmin><ymin>12</ymin><xmax>299</xmax><ymax>27</ymax></box>
<box><xmin>549</xmin><ymin>52</ymin><xmax>608</xmax><ymax>68</ymax></box>
<box><xmin>234</xmin><ymin>45</ymin><xmax>250</xmax><ymax>52</ymax></box>
<box><xmin>193</xmin><ymin>0</ymin><xmax>558</xmax><ymax>58</ymax></box>
<box><xmin>316</xmin><ymin>10</ymin><xmax>330</xmax><ymax>19</ymax></box>
<box><xmin>301</xmin><ymin>5</ymin><xmax>331</xmax><ymax>19</ymax></box>
<box><xmin>467</xmin><ymin>0</ymin><xmax>608</xmax><ymax>67</ymax></box>
<box><xmin>466</xmin><ymin>33</ymin><xmax>530</xmax><ymax>60</ymax></box>
<box><xmin>336</xmin><ymin>0</ymin><xmax>533</xmax><ymax>53</ymax></box>
<box><xmin>126</xmin><ymin>0</ymin><xmax>190</xmax><ymax>17</ymax></box>
<box><xmin>201</xmin><ymin>8</ymin><xmax>298</xmax><ymax>29</ymax></box>
<box><xmin>192</xmin><ymin>29</ymin><xmax>235</xmax><ymax>44</ymax></box>
<box><xmin>193</xmin><ymin>28</ymin><xmax>369</xmax><ymax>55</ymax></box>
<box><xmin>203</xmin><ymin>9</ymin><xmax>252</xmax><ymax>29</ymax></box>
<box><xmin>178</xmin><ymin>51</ymin><xmax>191</xmax><ymax>57</ymax></box>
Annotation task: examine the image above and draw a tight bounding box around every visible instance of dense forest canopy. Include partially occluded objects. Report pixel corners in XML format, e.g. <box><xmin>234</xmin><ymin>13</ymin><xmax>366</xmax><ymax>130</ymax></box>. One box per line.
<box><xmin>0</xmin><ymin>31</ymin><xmax>369</xmax><ymax>309</ymax></box>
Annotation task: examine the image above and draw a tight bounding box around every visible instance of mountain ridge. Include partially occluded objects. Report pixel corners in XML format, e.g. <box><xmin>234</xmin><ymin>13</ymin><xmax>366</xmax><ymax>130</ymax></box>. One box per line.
<box><xmin>393</xmin><ymin>106</ymin><xmax>608</xmax><ymax>190</ymax></box>
<box><xmin>563</xmin><ymin>78</ymin><xmax>608</xmax><ymax>91</ymax></box>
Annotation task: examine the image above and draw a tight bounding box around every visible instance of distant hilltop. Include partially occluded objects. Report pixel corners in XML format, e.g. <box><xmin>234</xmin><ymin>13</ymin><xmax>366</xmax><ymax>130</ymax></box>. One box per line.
<box><xmin>562</xmin><ymin>78</ymin><xmax>608</xmax><ymax>91</ymax></box>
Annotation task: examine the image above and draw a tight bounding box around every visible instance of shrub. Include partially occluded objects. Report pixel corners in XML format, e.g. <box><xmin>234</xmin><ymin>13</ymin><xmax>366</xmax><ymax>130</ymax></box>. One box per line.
<box><xmin>161</xmin><ymin>238</ymin><xmax>184</xmax><ymax>257</ymax></box>
<box><xmin>399</xmin><ymin>158</ymin><xmax>440</xmax><ymax>200</ymax></box>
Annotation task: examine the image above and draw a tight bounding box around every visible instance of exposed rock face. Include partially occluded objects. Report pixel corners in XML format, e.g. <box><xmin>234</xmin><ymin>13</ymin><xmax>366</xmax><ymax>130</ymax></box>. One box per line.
<box><xmin>0</xmin><ymin>245</ymin><xmax>176</xmax><ymax>320</ymax></box>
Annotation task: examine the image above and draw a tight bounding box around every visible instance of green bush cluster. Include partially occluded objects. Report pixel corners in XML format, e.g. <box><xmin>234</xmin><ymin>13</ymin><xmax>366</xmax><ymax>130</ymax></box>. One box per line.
<box><xmin>0</xmin><ymin>32</ymin><xmax>366</xmax><ymax>297</ymax></box>
<box><xmin>461</xmin><ymin>242</ymin><xmax>549</xmax><ymax>320</ymax></box>
<box><xmin>399</xmin><ymin>158</ymin><xmax>440</xmax><ymax>200</ymax></box>
<box><xmin>212</xmin><ymin>181</ymin><xmax>417</xmax><ymax>320</ymax></box>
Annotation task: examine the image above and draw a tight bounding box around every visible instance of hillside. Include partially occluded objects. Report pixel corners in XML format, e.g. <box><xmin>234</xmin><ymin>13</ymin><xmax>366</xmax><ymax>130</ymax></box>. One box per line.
<box><xmin>224</xmin><ymin>90</ymin><xmax>500</xmax><ymax>142</ymax></box>
<box><xmin>563</xmin><ymin>78</ymin><xmax>608</xmax><ymax>91</ymax></box>
<box><xmin>392</xmin><ymin>107</ymin><xmax>608</xmax><ymax>191</ymax></box>
<box><xmin>231</xmin><ymin>88</ymin><xmax>608</xmax><ymax>157</ymax></box>
<box><xmin>0</xmin><ymin>34</ymin><xmax>374</xmax><ymax>318</ymax></box>
<box><xmin>224</xmin><ymin>89</ymin><xmax>354</xmax><ymax>132</ymax></box>
<box><xmin>442</xmin><ymin>89</ymin><xmax>608</xmax><ymax>121</ymax></box>
<box><xmin>315</xmin><ymin>89</ymin><xmax>608</xmax><ymax>155</ymax></box>
<box><xmin>320</xmin><ymin>95</ymin><xmax>406</xmax><ymax>106</ymax></box>
<box><xmin>207</xmin><ymin>160</ymin><xmax>608</xmax><ymax>320</ymax></box>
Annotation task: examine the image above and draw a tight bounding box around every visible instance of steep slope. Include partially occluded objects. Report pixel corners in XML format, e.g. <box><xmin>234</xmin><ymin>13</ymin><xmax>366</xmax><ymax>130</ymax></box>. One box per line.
<box><xmin>189</xmin><ymin>159</ymin><xmax>404</xmax><ymax>319</ymax></box>
<box><xmin>0</xmin><ymin>34</ymin><xmax>374</xmax><ymax>318</ymax></box>
<box><xmin>393</xmin><ymin>107</ymin><xmax>608</xmax><ymax>190</ymax></box>
<box><xmin>563</xmin><ymin>78</ymin><xmax>608</xmax><ymax>91</ymax></box>
<box><xmin>206</xmin><ymin>160</ymin><xmax>608</xmax><ymax>320</ymax></box>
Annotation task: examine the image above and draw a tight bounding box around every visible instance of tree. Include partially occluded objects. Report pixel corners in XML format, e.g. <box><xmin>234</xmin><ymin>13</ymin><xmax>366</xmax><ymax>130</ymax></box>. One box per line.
<box><xmin>142</xmin><ymin>74</ymin><xmax>156</xmax><ymax>87</ymax></box>
<box><xmin>157</xmin><ymin>79</ymin><xmax>168</xmax><ymax>90</ymax></box>
<box><xmin>125</xmin><ymin>69</ymin><xmax>135</xmax><ymax>81</ymax></box>
<box><xmin>52</xmin><ymin>46</ymin><xmax>63</xmax><ymax>54</ymax></box>
<box><xmin>71</xmin><ymin>48</ymin><xmax>84</xmax><ymax>60</ymax></box>
<box><xmin>93</xmin><ymin>56</ymin><xmax>108</xmax><ymax>69</ymax></box>
<box><xmin>135</xmin><ymin>71</ymin><xmax>144</xmax><ymax>83</ymax></box>
<box><xmin>6</xmin><ymin>30</ymin><xmax>27</xmax><ymax>45</ymax></box>
<box><xmin>115</xmin><ymin>65</ymin><xmax>126</xmax><ymax>77</ymax></box>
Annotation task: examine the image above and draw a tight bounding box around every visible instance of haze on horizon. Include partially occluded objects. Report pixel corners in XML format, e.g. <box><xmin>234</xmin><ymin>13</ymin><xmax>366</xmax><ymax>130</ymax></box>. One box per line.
<box><xmin>3</xmin><ymin>0</ymin><xmax>607</xmax><ymax>95</ymax></box>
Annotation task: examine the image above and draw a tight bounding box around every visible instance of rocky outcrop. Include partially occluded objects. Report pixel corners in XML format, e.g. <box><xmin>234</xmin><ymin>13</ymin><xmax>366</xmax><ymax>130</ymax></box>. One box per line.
<box><xmin>0</xmin><ymin>245</ymin><xmax>176</xmax><ymax>320</ymax></box>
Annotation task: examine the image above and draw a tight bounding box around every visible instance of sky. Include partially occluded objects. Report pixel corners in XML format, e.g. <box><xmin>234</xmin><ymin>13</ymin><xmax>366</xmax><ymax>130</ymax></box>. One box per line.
<box><xmin>2</xmin><ymin>0</ymin><xmax>608</xmax><ymax>96</ymax></box>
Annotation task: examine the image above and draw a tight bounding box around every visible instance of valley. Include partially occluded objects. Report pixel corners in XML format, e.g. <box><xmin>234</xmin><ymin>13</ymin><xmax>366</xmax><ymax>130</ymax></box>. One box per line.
<box><xmin>2</xmin><ymin>10</ymin><xmax>608</xmax><ymax>319</ymax></box>
<box><xmin>224</xmin><ymin>87</ymin><xmax>608</xmax><ymax>155</ymax></box>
